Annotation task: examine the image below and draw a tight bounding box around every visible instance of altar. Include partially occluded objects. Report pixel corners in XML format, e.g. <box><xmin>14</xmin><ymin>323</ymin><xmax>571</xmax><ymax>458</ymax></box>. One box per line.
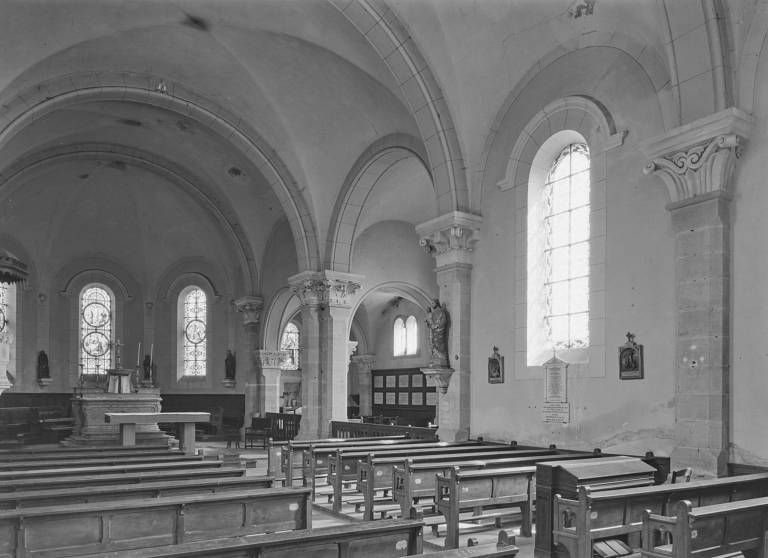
<box><xmin>63</xmin><ymin>374</ymin><xmax>173</xmax><ymax>447</ymax></box>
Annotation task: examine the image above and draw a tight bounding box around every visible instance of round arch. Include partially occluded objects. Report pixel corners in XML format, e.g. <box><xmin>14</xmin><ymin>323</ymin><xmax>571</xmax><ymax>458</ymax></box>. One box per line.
<box><xmin>326</xmin><ymin>133</ymin><xmax>431</xmax><ymax>272</ymax></box>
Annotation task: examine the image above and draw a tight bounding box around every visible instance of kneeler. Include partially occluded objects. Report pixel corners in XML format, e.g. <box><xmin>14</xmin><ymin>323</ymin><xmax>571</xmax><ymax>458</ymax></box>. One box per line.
<box><xmin>593</xmin><ymin>539</ymin><xmax>632</xmax><ymax>558</ymax></box>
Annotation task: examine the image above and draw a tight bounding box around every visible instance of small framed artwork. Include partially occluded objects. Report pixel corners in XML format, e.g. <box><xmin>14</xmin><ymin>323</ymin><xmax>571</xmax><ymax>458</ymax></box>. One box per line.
<box><xmin>619</xmin><ymin>332</ymin><xmax>644</xmax><ymax>380</ymax></box>
<box><xmin>488</xmin><ymin>346</ymin><xmax>504</xmax><ymax>384</ymax></box>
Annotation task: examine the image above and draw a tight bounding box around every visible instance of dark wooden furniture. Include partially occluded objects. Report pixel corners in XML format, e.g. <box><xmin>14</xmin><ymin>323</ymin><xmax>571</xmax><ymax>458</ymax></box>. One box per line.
<box><xmin>0</xmin><ymin>487</ymin><xmax>311</xmax><ymax>558</ymax></box>
<box><xmin>436</xmin><ymin>466</ymin><xmax>536</xmax><ymax>549</ymax></box>
<box><xmin>244</xmin><ymin>416</ymin><xmax>269</xmax><ymax>448</ymax></box>
<box><xmin>0</xmin><ymin>466</ymin><xmax>245</xmax><ymax>493</ymax></box>
<box><xmin>534</xmin><ymin>456</ymin><xmax>658</xmax><ymax>558</ymax></box>
<box><xmin>554</xmin><ymin>472</ymin><xmax>768</xmax><ymax>558</ymax></box>
<box><xmin>372</xmin><ymin>368</ymin><xmax>436</xmax><ymax>427</ymax></box>
<box><xmin>0</xmin><ymin>453</ymin><xmax>204</xmax><ymax>470</ymax></box>
<box><xmin>641</xmin><ymin>496</ymin><xmax>768</xmax><ymax>558</ymax></box>
<box><xmin>266</xmin><ymin>411</ymin><xmax>301</xmax><ymax>441</ymax></box>
<box><xmin>359</xmin><ymin>448</ymin><xmax>560</xmax><ymax>520</ymax></box>
<box><xmin>78</xmin><ymin>519</ymin><xmax>427</xmax><ymax>558</ymax></box>
<box><xmin>0</xmin><ymin>475</ymin><xmax>274</xmax><ymax>509</ymax></box>
<box><xmin>330</xmin><ymin>420</ymin><xmax>438</xmax><ymax>440</ymax></box>
<box><xmin>0</xmin><ymin>443</ymin><xmax>172</xmax><ymax>456</ymax></box>
<box><xmin>0</xmin><ymin>458</ymin><xmax>225</xmax><ymax>482</ymax></box>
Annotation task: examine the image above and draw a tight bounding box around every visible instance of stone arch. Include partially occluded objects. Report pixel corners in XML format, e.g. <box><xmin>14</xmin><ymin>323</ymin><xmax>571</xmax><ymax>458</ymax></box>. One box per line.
<box><xmin>0</xmin><ymin>143</ymin><xmax>255</xmax><ymax>294</ymax></box>
<box><xmin>262</xmin><ymin>287</ymin><xmax>300</xmax><ymax>352</ymax></box>
<box><xmin>326</xmin><ymin>133</ymin><xmax>430</xmax><ymax>272</ymax></box>
<box><xmin>738</xmin><ymin>0</ymin><xmax>768</xmax><ymax>114</ymax></box>
<box><xmin>350</xmin><ymin>281</ymin><xmax>433</xmax><ymax>320</ymax></box>
<box><xmin>0</xmin><ymin>74</ymin><xmax>320</xmax><ymax>272</ymax></box>
<box><xmin>330</xmin><ymin>0</ymin><xmax>468</xmax><ymax>213</ymax></box>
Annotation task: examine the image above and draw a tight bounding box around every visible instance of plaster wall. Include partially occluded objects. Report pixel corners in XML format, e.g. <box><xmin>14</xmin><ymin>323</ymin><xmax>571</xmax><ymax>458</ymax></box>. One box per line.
<box><xmin>373</xmin><ymin>299</ymin><xmax>430</xmax><ymax>372</ymax></box>
<box><xmin>471</xmin><ymin>48</ymin><xmax>676</xmax><ymax>456</ymax></box>
<box><xmin>730</xmin><ymin>47</ymin><xmax>768</xmax><ymax>466</ymax></box>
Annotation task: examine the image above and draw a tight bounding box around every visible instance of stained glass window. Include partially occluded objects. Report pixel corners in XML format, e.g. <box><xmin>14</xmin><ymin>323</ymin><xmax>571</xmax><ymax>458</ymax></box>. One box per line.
<box><xmin>405</xmin><ymin>315</ymin><xmax>418</xmax><ymax>355</ymax></box>
<box><xmin>182</xmin><ymin>288</ymin><xmax>207</xmax><ymax>376</ymax></box>
<box><xmin>80</xmin><ymin>285</ymin><xmax>113</xmax><ymax>374</ymax></box>
<box><xmin>280</xmin><ymin>322</ymin><xmax>299</xmax><ymax>370</ymax></box>
<box><xmin>543</xmin><ymin>143</ymin><xmax>590</xmax><ymax>349</ymax></box>
<box><xmin>393</xmin><ymin>317</ymin><xmax>406</xmax><ymax>356</ymax></box>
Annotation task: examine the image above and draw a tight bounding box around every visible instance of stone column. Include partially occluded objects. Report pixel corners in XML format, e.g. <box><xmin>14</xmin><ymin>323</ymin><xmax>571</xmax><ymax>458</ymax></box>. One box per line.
<box><xmin>288</xmin><ymin>271</ymin><xmax>362</xmax><ymax>438</ymax></box>
<box><xmin>235</xmin><ymin>296</ymin><xmax>263</xmax><ymax>424</ymax></box>
<box><xmin>642</xmin><ymin>108</ymin><xmax>752</xmax><ymax>477</ymax></box>
<box><xmin>351</xmin><ymin>354</ymin><xmax>375</xmax><ymax>417</ymax></box>
<box><xmin>416</xmin><ymin>211</ymin><xmax>482</xmax><ymax>441</ymax></box>
<box><xmin>254</xmin><ymin>350</ymin><xmax>287</xmax><ymax>414</ymax></box>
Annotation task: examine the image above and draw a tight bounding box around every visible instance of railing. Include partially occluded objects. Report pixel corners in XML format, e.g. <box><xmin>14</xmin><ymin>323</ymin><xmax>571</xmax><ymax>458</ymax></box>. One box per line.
<box><xmin>330</xmin><ymin>420</ymin><xmax>438</xmax><ymax>440</ymax></box>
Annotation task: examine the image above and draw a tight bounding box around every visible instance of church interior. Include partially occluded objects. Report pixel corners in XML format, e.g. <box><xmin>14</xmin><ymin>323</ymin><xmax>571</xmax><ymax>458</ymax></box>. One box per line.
<box><xmin>0</xmin><ymin>0</ymin><xmax>767</xmax><ymax>556</ymax></box>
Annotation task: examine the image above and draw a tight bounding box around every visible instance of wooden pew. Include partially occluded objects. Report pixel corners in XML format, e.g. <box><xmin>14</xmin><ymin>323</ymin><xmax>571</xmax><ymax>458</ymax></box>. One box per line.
<box><xmin>105</xmin><ymin>412</ymin><xmax>209</xmax><ymax>454</ymax></box>
<box><xmin>554</xmin><ymin>472</ymin><xmax>768</xmax><ymax>558</ymax></box>
<box><xmin>0</xmin><ymin>475</ymin><xmax>274</xmax><ymax>509</ymax></box>
<box><xmin>79</xmin><ymin>521</ymin><xmax>520</xmax><ymax>558</ymax></box>
<box><xmin>302</xmin><ymin>439</ymin><xmax>458</xmax><ymax>493</ymax></box>
<box><xmin>0</xmin><ymin>443</ymin><xmax>172</xmax><ymax>456</ymax></box>
<box><xmin>267</xmin><ymin>435</ymin><xmax>407</xmax><ymax>479</ymax></box>
<box><xmin>0</xmin><ymin>465</ymin><xmax>245</xmax><ymax>493</ymax></box>
<box><xmin>0</xmin><ymin>458</ymin><xmax>225</xmax><ymax>482</ymax></box>
<box><xmin>434</xmin><ymin>466</ymin><xmax>536</xmax><ymax>549</ymax></box>
<box><xmin>0</xmin><ymin>453</ymin><xmax>204</xmax><ymax>470</ymax></box>
<box><xmin>390</xmin><ymin>452</ymin><xmax>598</xmax><ymax>521</ymax></box>
<box><xmin>358</xmin><ymin>449</ymin><xmax>564</xmax><ymax>520</ymax></box>
<box><xmin>640</xmin><ymin>496</ymin><xmax>768</xmax><ymax>558</ymax></box>
<box><xmin>0</xmin><ymin>486</ymin><xmax>311</xmax><ymax>558</ymax></box>
<box><xmin>330</xmin><ymin>420</ymin><xmax>439</xmax><ymax>440</ymax></box>
<box><xmin>326</xmin><ymin>443</ymin><xmax>536</xmax><ymax>512</ymax></box>
<box><xmin>0</xmin><ymin>447</ymin><xmax>185</xmax><ymax>462</ymax></box>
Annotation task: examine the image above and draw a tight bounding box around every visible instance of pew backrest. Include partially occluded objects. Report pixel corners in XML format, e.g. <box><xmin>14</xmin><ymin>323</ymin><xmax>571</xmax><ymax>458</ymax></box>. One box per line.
<box><xmin>0</xmin><ymin>458</ymin><xmax>224</xmax><ymax>481</ymax></box>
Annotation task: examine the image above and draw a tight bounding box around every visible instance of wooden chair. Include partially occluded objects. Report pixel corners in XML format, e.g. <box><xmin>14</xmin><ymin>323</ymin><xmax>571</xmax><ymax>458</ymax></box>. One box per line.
<box><xmin>245</xmin><ymin>417</ymin><xmax>269</xmax><ymax>449</ymax></box>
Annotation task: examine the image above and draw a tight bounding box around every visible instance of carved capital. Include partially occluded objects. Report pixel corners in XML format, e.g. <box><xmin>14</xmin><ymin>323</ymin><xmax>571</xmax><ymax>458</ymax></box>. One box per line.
<box><xmin>288</xmin><ymin>271</ymin><xmax>362</xmax><ymax>308</ymax></box>
<box><xmin>416</xmin><ymin>211</ymin><xmax>482</xmax><ymax>267</ymax></box>
<box><xmin>641</xmin><ymin>108</ymin><xmax>753</xmax><ymax>205</ymax></box>
<box><xmin>234</xmin><ymin>296</ymin><xmax>263</xmax><ymax>326</ymax></box>
<box><xmin>351</xmin><ymin>354</ymin><xmax>376</xmax><ymax>373</ymax></box>
<box><xmin>253</xmin><ymin>349</ymin><xmax>287</xmax><ymax>370</ymax></box>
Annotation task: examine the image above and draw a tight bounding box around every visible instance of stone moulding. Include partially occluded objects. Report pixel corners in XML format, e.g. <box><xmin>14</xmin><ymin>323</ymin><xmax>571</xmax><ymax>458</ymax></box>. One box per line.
<box><xmin>421</xmin><ymin>366</ymin><xmax>454</xmax><ymax>394</ymax></box>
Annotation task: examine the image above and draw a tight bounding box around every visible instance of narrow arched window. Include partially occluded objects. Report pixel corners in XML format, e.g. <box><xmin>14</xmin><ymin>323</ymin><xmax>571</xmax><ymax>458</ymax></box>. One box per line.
<box><xmin>280</xmin><ymin>322</ymin><xmax>300</xmax><ymax>370</ymax></box>
<box><xmin>181</xmin><ymin>287</ymin><xmax>207</xmax><ymax>376</ymax></box>
<box><xmin>394</xmin><ymin>315</ymin><xmax>418</xmax><ymax>356</ymax></box>
<box><xmin>80</xmin><ymin>285</ymin><xmax>113</xmax><ymax>374</ymax></box>
<box><xmin>543</xmin><ymin>143</ymin><xmax>590</xmax><ymax>349</ymax></box>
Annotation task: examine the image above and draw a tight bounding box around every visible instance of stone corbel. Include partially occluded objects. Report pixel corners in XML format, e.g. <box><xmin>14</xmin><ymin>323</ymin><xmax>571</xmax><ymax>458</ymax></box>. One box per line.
<box><xmin>234</xmin><ymin>296</ymin><xmax>263</xmax><ymax>326</ymax></box>
<box><xmin>421</xmin><ymin>366</ymin><xmax>455</xmax><ymax>395</ymax></box>
<box><xmin>641</xmin><ymin>108</ymin><xmax>753</xmax><ymax>206</ymax></box>
<box><xmin>416</xmin><ymin>211</ymin><xmax>482</xmax><ymax>267</ymax></box>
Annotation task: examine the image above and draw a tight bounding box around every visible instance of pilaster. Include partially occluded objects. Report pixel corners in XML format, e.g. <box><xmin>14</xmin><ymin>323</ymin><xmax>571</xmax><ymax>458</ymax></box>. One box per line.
<box><xmin>642</xmin><ymin>108</ymin><xmax>752</xmax><ymax>477</ymax></box>
<box><xmin>234</xmin><ymin>296</ymin><xmax>263</xmax><ymax>423</ymax></box>
<box><xmin>351</xmin><ymin>354</ymin><xmax>376</xmax><ymax>417</ymax></box>
<box><xmin>254</xmin><ymin>350</ymin><xmax>288</xmax><ymax>414</ymax></box>
<box><xmin>416</xmin><ymin>211</ymin><xmax>482</xmax><ymax>441</ymax></box>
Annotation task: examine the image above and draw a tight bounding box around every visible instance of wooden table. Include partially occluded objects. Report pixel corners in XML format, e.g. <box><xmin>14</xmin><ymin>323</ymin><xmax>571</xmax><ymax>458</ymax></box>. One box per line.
<box><xmin>105</xmin><ymin>412</ymin><xmax>209</xmax><ymax>454</ymax></box>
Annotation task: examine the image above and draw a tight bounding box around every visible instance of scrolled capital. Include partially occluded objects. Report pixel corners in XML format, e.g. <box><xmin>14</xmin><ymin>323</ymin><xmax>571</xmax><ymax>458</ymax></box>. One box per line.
<box><xmin>234</xmin><ymin>296</ymin><xmax>263</xmax><ymax>326</ymax></box>
<box><xmin>254</xmin><ymin>349</ymin><xmax>288</xmax><ymax>370</ymax></box>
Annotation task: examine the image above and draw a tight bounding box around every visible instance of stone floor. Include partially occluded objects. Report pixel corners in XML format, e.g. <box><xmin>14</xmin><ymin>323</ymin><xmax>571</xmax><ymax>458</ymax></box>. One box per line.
<box><xmin>198</xmin><ymin>440</ymin><xmax>537</xmax><ymax>557</ymax></box>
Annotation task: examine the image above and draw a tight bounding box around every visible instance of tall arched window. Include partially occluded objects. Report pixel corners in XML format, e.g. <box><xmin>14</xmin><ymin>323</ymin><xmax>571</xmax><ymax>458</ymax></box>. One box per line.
<box><xmin>180</xmin><ymin>287</ymin><xmax>207</xmax><ymax>376</ymax></box>
<box><xmin>542</xmin><ymin>143</ymin><xmax>590</xmax><ymax>350</ymax></box>
<box><xmin>393</xmin><ymin>315</ymin><xmax>418</xmax><ymax>356</ymax></box>
<box><xmin>80</xmin><ymin>285</ymin><xmax>114</xmax><ymax>374</ymax></box>
<box><xmin>280</xmin><ymin>322</ymin><xmax>300</xmax><ymax>370</ymax></box>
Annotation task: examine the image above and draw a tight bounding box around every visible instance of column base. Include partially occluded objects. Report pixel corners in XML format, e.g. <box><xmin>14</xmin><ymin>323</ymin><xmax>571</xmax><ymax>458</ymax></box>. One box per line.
<box><xmin>671</xmin><ymin>445</ymin><xmax>728</xmax><ymax>478</ymax></box>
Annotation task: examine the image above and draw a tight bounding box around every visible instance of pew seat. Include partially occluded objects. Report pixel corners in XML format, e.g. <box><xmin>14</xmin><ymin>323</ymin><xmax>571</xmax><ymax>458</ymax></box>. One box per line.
<box><xmin>0</xmin><ymin>453</ymin><xmax>203</xmax><ymax>470</ymax></box>
<box><xmin>641</xmin><ymin>496</ymin><xmax>768</xmax><ymax>558</ymax></box>
<box><xmin>436</xmin><ymin>466</ymin><xmax>536</xmax><ymax>549</ymax></box>
<box><xmin>0</xmin><ymin>458</ymin><xmax>224</xmax><ymax>481</ymax></box>
<box><xmin>553</xmin><ymin>471</ymin><xmax>768</xmax><ymax>558</ymax></box>
<box><xmin>0</xmin><ymin>475</ymin><xmax>274</xmax><ymax>509</ymax></box>
<box><xmin>0</xmin><ymin>486</ymin><xmax>311</xmax><ymax>558</ymax></box>
<box><xmin>0</xmin><ymin>465</ymin><xmax>245</xmax><ymax>493</ymax></box>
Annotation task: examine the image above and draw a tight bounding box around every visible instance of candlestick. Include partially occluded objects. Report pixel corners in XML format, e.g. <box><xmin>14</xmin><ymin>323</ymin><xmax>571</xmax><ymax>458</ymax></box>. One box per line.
<box><xmin>149</xmin><ymin>344</ymin><xmax>154</xmax><ymax>384</ymax></box>
<box><xmin>137</xmin><ymin>342</ymin><xmax>141</xmax><ymax>367</ymax></box>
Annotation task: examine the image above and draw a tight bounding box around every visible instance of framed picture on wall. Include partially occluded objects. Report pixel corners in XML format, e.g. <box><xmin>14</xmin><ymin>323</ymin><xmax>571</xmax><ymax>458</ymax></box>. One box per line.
<box><xmin>488</xmin><ymin>346</ymin><xmax>504</xmax><ymax>384</ymax></box>
<box><xmin>619</xmin><ymin>332</ymin><xmax>644</xmax><ymax>380</ymax></box>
